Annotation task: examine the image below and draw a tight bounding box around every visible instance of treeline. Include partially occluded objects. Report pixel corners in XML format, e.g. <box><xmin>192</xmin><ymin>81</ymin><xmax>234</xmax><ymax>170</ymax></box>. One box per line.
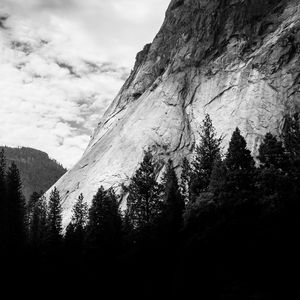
<box><xmin>0</xmin><ymin>146</ymin><xmax>67</xmax><ymax>200</ymax></box>
<box><xmin>1</xmin><ymin>114</ymin><xmax>300</xmax><ymax>299</ymax></box>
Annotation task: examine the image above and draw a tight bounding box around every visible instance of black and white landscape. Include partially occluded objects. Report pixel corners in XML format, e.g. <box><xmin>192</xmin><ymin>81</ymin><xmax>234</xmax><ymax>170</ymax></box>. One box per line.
<box><xmin>1</xmin><ymin>1</ymin><xmax>300</xmax><ymax>299</ymax></box>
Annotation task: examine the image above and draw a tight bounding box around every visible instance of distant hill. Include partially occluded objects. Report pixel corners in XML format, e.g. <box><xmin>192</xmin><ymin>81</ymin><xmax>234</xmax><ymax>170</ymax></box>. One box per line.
<box><xmin>0</xmin><ymin>146</ymin><xmax>67</xmax><ymax>201</ymax></box>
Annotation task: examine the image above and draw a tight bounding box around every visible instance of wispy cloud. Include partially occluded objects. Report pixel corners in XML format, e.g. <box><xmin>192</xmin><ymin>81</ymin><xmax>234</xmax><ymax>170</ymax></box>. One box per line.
<box><xmin>0</xmin><ymin>0</ymin><xmax>170</xmax><ymax>168</ymax></box>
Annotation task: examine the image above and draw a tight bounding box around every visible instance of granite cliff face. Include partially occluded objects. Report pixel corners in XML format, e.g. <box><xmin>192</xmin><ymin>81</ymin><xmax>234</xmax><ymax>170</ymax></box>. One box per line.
<box><xmin>49</xmin><ymin>0</ymin><xmax>300</xmax><ymax>226</ymax></box>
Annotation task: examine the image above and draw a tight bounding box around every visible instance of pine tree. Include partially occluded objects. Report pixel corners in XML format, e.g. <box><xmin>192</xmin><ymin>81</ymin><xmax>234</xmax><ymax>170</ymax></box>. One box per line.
<box><xmin>127</xmin><ymin>149</ymin><xmax>163</xmax><ymax>229</ymax></box>
<box><xmin>210</xmin><ymin>128</ymin><xmax>255</xmax><ymax>204</ymax></box>
<box><xmin>225</xmin><ymin>128</ymin><xmax>255</xmax><ymax>171</ymax></box>
<box><xmin>28</xmin><ymin>194</ymin><xmax>47</xmax><ymax>251</ymax></box>
<box><xmin>180</xmin><ymin>157</ymin><xmax>191</xmax><ymax>204</ymax></box>
<box><xmin>0</xmin><ymin>150</ymin><xmax>6</xmax><ymax>248</ymax></box>
<box><xmin>6</xmin><ymin>162</ymin><xmax>26</xmax><ymax>252</ymax></box>
<box><xmin>283</xmin><ymin>113</ymin><xmax>300</xmax><ymax>161</ymax></box>
<box><xmin>226</xmin><ymin>128</ymin><xmax>255</xmax><ymax>199</ymax></box>
<box><xmin>208</xmin><ymin>157</ymin><xmax>227</xmax><ymax>197</ymax></box>
<box><xmin>27</xmin><ymin>191</ymin><xmax>42</xmax><ymax>232</ymax></box>
<box><xmin>86</xmin><ymin>187</ymin><xmax>122</xmax><ymax>258</ymax></box>
<box><xmin>258</xmin><ymin>133</ymin><xmax>287</xmax><ymax>169</ymax></box>
<box><xmin>46</xmin><ymin>187</ymin><xmax>62</xmax><ymax>249</ymax></box>
<box><xmin>65</xmin><ymin>193</ymin><xmax>88</xmax><ymax>252</ymax></box>
<box><xmin>190</xmin><ymin>114</ymin><xmax>222</xmax><ymax>200</ymax></box>
<box><xmin>160</xmin><ymin>160</ymin><xmax>185</xmax><ymax>239</ymax></box>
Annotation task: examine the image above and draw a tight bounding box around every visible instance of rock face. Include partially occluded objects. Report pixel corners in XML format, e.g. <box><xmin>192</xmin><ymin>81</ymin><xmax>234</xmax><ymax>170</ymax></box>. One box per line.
<box><xmin>49</xmin><ymin>0</ymin><xmax>300</xmax><ymax>226</ymax></box>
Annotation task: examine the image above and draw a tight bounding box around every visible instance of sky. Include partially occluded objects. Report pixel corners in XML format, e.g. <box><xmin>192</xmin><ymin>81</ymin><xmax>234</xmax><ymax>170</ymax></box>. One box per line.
<box><xmin>0</xmin><ymin>0</ymin><xmax>170</xmax><ymax>168</ymax></box>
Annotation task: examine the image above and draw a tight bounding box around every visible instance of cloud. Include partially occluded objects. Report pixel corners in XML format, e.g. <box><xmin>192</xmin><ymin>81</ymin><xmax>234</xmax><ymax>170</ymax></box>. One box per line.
<box><xmin>0</xmin><ymin>0</ymin><xmax>170</xmax><ymax>168</ymax></box>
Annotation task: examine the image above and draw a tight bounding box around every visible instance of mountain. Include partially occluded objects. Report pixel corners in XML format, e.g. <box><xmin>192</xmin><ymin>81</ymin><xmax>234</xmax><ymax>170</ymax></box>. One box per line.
<box><xmin>49</xmin><ymin>0</ymin><xmax>300</xmax><ymax>227</ymax></box>
<box><xmin>1</xmin><ymin>146</ymin><xmax>66</xmax><ymax>200</ymax></box>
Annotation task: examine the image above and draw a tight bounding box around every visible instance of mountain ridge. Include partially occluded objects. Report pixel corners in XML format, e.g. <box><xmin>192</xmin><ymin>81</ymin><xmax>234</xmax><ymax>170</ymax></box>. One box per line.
<box><xmin>1</xmin><ymin>146</ymin><xmax>66</xmax><ymax>200</ymax></box>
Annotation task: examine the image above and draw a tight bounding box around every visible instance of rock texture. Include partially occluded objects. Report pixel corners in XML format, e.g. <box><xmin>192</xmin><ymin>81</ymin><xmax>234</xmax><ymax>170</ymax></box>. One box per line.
<box><xmin>49</xmin><ymin>0</ymin><xmax>300</xmax><ymax>226</ymax></box>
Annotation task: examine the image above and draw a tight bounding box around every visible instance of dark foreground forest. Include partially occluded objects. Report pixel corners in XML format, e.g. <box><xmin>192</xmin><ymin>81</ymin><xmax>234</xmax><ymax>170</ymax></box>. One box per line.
<box><xmin>1</xmin><ymin>114</ymin><xmax>300</xmax><ymax>300</ymax></box>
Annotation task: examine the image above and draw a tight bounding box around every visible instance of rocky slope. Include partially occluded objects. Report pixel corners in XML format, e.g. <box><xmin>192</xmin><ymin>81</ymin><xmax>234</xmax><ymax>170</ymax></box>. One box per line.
<box><xmin>48</xmin><ymin>0</ymin><xmax>300</xmax><ymax>226</ymax></box>
<box><xmin>1</xmin><ymin>146</ymin><xmax>66</xmax><ymax>200</ymax></box>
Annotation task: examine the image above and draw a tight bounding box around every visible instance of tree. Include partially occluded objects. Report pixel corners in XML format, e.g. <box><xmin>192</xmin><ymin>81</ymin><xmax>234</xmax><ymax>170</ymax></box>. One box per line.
<box><xmin>180</xmin><ymin>157</ymin><xmax>191</xmax><ymax>204</ymax></box>
<box><xmin>6</xmin><ymin>162</ymin><xmax>26</xmax><ymax>253</ymax></box>
<box><xmin>86</xmin><ymin>187</ymin><xmax>122</xmax><ymax>258</ymax></box>
<box><xmin>225</xmin><ymin>127</ymin><xmax>255</xmax><ymax>171</ymax></box>
<box><xmin>160</xmin><ymin>160</ymin><xmax>185</xmax><ymax>239</ymax></box>
<box><xmin>190</xmin><ymin>114</ymin><xmax>222</xmax><ymax>200</ymax></box>
<box><xmin>225</xmin><ymin>128</ymin><xmax>255</xmax><ymax>197</ymax></box>
<box><xmin>27</xmin><ymin>191</ymin><xmax>42</xmax><ymax>230</ymax></box>
<box><xmin>28</xmin><ymin>194</ymin><xmax>47</xmax><ymax>251</ymax></box>
<box><xmin>283</xmin><ymin>113</ymin><xmax>300</xmax><ymax>161</ymax></box>
<box><xmin>209</xmin><ymin>128</ymin><xmax>255</xmax><ymax>204</ymax></box>
<box><xmin>127</xmin><ymin>150</ymin><xmax>163</xmax><ymax>229</ymax></box>
<box><xmin>208</xmin><ymin>157</ymin><xmax>227</xmax><ymax>197</ymax></box>
<box><xmin>46</xmin><ymin>187</ymin><xmax>62</xmax><ymax>249</ymax></box>
<box><xmin>0</xmin><ymin>150</ymin><xmax>6</xmax><ymax>248</ymax></box>
<box><xmin>258</xmin><ymin>133</ymin><xmax>287</xmax><ymax>169</ymax></box>
<box><xmin>65</xmin><ymin>193</ymin><xmax>88</xmax><ymax>252</ymax></box>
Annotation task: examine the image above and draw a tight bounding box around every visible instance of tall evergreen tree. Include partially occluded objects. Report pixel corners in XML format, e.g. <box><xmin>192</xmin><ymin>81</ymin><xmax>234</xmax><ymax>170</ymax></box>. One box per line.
<box><xmin>225</xmin><ymin>128</ymin><xmax>255</xmax><ymax>196</ymax></box>
<box><xmin>225</xmin><ymin>128</ymin><xmax>255</xmax><ymax>171</ymax></box>
<box><xmin>28</xmin><ymin>194</ymin><xmax>47</xmax><ymax>251</ymax></box>
<box><xmin>86</xmin><ymin>187</ymin><xmax>122</xmax><ymax>258</ymax></box>
<box><xmin>127</xmin><ymin>150</ymin><xmax>163</xmax><ymax>229</ymax></box>
<box><xmin>6</xmin><ymin>162</ymin><xmax>26</xmax><ymax>252</ymax></box>
<box><xmin>210</xmin><ymin>128</ymin><xmax>255</xmax><ymax>203</ymax></box>
<box><xmin>190</xmin><ymin>114</ymin><xmax>222</xmax><ymax>200</ymax></box>
<box><xmin>46</xmin><ymin>187</ymin><xmax>62</xmax><ymax>249</ymax></box>
<box><xmin>180</xmin><ymin>157</ymin><xmax>191</xmax><ymax>204</ymax></box>
<box><xmin>65</xmin><ymin>193</ymin><xmax>88</xmax><ymax>252</ymax></box>
<box><xmin>27</xmin><ymin>191</ymin><xmax>42</xmax><ymax>232</ymax></box>
<box><xmin>283</xmin><ymin>113</ymin><xmax>300</xmax><ymax>161</ymax></box>
<box><xmin>0</xmin><ymin>150</ymin><xmax>6</xmax><ymax>247</ymax></box>
<box><xmin>159</xmin><ymin>160</ymin><xmax>185</xmax><ymax>241</ymax></box>
<box><xmin>258</xmin><ymin>133</ymin><xmax>287</xmax><ymax>169</ymax></box>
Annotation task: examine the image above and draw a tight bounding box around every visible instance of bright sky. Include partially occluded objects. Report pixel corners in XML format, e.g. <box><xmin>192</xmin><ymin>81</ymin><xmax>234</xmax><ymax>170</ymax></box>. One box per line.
<box><xmin>0</xmin><ymin>0</ymin><xmax>170</xmax><ymax>168</ymax></box>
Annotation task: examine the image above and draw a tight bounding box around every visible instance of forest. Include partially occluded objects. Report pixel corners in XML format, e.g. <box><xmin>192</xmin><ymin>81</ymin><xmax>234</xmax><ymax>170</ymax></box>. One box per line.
<box><xmin>0</xmin><ymin>113</ymin><xmax>300</xmax><ymax>300</ymax></box>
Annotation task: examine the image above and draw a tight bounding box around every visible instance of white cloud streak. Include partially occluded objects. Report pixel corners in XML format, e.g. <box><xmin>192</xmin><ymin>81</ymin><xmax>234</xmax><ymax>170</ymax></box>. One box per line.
<box><xmin>0</xmin><ymin>0</ymin><xmax>170</xmax><ymax>168</ymax></box>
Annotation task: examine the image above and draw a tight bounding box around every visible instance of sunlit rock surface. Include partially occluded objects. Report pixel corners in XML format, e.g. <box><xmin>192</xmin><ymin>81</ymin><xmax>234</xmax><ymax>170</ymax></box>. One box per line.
<box><xmin>48</xmin><ymin>0</ymin><xmax>300</xmax><ymax>227</ymax></box>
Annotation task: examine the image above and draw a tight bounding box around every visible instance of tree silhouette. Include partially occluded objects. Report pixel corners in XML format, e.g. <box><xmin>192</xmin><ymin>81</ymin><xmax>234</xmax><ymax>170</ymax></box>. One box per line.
<box><xmin>86</xmin><ymin>187</ymin><xmax>122</xmax><ymax>259</ymax></box>
<box><xmin>28</xmin><ymin>193</ymin><xmax>47</xmax><ymax>251</ymax></box>
<box><xmin>0</xmin><ymin>150</ymin><xmax>6</xmax><ymax>251</ymax></box>
<box><xmin>190</xmin><ymin>114</ymin><xmax>222</xmax><ymax>200</ymax></box>
<box><xmin>127</xmin><ymin>150</ymin><xmax>163</xmax><ymax>230</ymax></box>
<box><xmin>65</xmin><ymin>193</ymin><xmax>88</xmax><ymax>254</ymax></box>
<box><xmin>258</xmin><ymin>133</ymin><xmax>287</xmax><ymax>169</ymax></box>
<box><xmin>180</xmin><ymin>157</ymin><xmax>191</xmax><ymax>204</ymax></box>
<box><xmin>160</xmin><ymin>160</ymin><xmax>185</xmax><ymax>240</ymax></box>
<box><xmin>46</xmin><ymin>187</ymin><xmax>62</xmax><ymax>251</ymax></box>
<box><xmin>6</xmin><ymin>162</ymin><xmax>26</xmax><ymax>253</ymax></box>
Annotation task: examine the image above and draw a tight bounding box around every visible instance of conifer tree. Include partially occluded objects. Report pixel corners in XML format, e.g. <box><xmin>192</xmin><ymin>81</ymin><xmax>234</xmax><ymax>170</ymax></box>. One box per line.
<box><xmin>180</xmin><ymin>157</ymin><xmax>191</xmax><ymax>204</ymax></box>
<box><xmin>210</xmin><ymin>128</ymin><xmax>255</xmax><ymax>203</ymax></box>
<box><xmin>28</xmin><ymin>194</ymin><xmax>47</xmax><ymax>251</ymax></box>
<box><xmin>46</xmin><ymin>187</ymin><xmax>62</xmax><ymax>249</ymax></box>
<box><xmin>160</xmin><ymin>160</ymin><xmax>185</xmax><ymax>239</ymax></box>
<box><xmin>65</xmin><ymin>193</ymin><xmax>88</xmax><ymax>251</ymax></box>
<box><xmin>0</xmin><ymin>150</ymin><xmax>6</xmax><ymax>246</ymax></box>
<box><xmin>258</xmin><ymin>133</ymin><xmax>287</xmax><ymax>169</ymax></box>
<box><xmin>6</xmin><ymin>162</ymin><xmax>26</xmax><ymax>252</ymax></box>
<box><xmin>283</xmin><ymin>113</ymin><xmax>300</xmax><ymax>161</ymax></box>
<box><xmin>190</xmin><ymin>114</ymin><xmax>222</xmax><ymax>200</ymax></box>
<box><xmin>127</xmin><ymin>150</ymin><xmax>163</xmax><ymax>229</ymax></box>
<box><xmin>86</xmin><ymin>187</ymin><xmax>122</xmax><ymax>257</ymax></box>
<box><xmin>208</xmin><ymin>157</ymin><xmax>227</xmax><ymax>197</ymax></box>
<box><xmin>225</xmin><ymin>128</ymin><xmax>255</xmax><ymax>171</ymax></box>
